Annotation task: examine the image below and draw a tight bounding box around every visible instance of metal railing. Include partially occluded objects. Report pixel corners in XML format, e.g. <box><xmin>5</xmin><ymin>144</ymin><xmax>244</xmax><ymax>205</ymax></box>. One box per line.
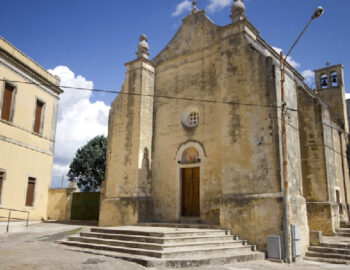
<box><xmin>0</xmin><ymin>207</ymin><xmax>30</xmax><ymax>232</ymax></box>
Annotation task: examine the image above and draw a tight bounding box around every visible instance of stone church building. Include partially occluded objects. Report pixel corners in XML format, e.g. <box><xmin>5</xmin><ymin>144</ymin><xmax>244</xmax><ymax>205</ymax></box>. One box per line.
<box><xmin>99</xmin><ymin>0</ymin><xmax>350</xmax><ymax>256</ymax></box>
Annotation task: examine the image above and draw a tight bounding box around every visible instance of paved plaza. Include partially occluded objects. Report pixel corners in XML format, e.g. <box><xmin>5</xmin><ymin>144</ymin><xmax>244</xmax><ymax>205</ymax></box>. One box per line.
<box><xmin>0</xmin><ymin>223</ymin><xmax>349</xmax><ymax>270</ymax></box>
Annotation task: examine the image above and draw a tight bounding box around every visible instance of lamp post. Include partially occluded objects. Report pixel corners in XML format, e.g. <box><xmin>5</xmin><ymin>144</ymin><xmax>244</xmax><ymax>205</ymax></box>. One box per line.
<box><xmin>280</xmin><ymin>6</ymin><xmax>324</xmax><ymax>263</ymax></box>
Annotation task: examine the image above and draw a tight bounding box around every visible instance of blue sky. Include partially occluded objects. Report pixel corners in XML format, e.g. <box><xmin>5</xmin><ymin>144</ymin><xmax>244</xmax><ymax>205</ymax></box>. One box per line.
<box><xmin>1</xmin><ymin>0</ymin><xmax>349</xmax><ymax>187</ymax></box>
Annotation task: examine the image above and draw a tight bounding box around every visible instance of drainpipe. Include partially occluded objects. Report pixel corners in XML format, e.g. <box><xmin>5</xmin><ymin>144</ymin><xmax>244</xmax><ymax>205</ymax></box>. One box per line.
<box><xmin>280</xmin><ymin>52</ymin><xmax>292</xmax><ymax>263</ymax></box>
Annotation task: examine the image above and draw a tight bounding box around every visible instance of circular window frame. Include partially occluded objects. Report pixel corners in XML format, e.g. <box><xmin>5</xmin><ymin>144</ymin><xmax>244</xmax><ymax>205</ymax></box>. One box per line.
<box><xmin>181</xmin><ymin>106</ymin><xmax>200</xmax><ymax>128</ymax></box>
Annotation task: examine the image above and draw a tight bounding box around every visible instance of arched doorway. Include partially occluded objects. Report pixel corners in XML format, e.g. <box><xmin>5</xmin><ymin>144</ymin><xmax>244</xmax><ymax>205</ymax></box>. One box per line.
<box><xmin>181</xmin><ymin>147</ymin><xmax>200</xmax><ymax>217</ymax></box>
<box><xmin>176</xmin><ymin>142</ymin><xmax>205</xmax><ymax>218</ymax></box>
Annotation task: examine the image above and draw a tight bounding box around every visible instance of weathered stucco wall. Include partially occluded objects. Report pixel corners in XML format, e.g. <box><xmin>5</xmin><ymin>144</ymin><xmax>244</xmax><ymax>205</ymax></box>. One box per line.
<box><xmin>99</xmin><ymin>59</ymin><xmax>155</xmax><ymax>226</ymax></box>
<box><xmin>297</xmin><ymin>90</ymin><xmax>328</xmax><ymax>202</ymax></box>
<box><xmin>47</xmin><ymin>188</ymin><xmax>74</xmax><ymax>221</ymax></box>
<box><xmin>274</xmin><ymin>62</ymin><xmax>309</xmax><ymax>254</ymax></box>
<box><xmin>152</xmin><ymin>49</ymin><xmax>222</xmax><ymax>223</ymax></box>
<box><xmin>218</xmin><ymin>31</ymin><xmax>285</xmax><ymax>252</ymax></box>
<box><xmin>297</xmin><ymin>88</ymin><xmax>338</xmax><ymax>235</ymax></box>
<box><xmin>101</xmin><ymin>6</ymin><xmax>350</xmax><ymax>259</ymax></box>
<box><xmin>332</xmin><ymin>128</ymin><xmax>350</xmax><ymax>222</ymax></box>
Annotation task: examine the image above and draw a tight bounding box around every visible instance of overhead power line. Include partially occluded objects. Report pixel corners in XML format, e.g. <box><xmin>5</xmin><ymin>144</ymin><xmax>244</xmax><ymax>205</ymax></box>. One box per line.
<box><xmin>1</xmin><ymin>79</ymin><xmax>349</xmax><ymax>167</ymax></box>
<box><xmin>0</xmin><ymin>79</ymin><xmax>283</xmax><ymax>110</ymax></box>
<box><xmin>1</xmin><ymin>78</ymin><xmax>348</xmax><ymax>135</ymax></box>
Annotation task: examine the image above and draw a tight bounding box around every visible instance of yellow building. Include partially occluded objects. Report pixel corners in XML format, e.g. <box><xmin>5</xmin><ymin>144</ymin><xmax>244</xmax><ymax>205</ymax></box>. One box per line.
<box><xmin>0</xmin><ymin>36</ymin><xmax>62</xmax><ymax>220</ymax></box>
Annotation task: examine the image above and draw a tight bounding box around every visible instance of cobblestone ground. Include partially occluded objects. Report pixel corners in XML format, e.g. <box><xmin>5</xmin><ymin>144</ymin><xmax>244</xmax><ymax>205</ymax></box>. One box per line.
<box><xmin>0</xmin><ymin>223</ymin><xmax>349</xmax><ymax>270</ymax></box>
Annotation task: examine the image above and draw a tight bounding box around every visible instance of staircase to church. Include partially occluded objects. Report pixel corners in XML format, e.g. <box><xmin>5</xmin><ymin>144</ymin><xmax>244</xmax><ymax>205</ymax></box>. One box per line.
<box><xmin>58</xmin><ymin>223</ymin><xmax>265</xmax><ymax>267</ymax></box>
<box><xmin>305</xmin><ymin>222</ymin><xmax>350</xmax><ymax>264</ymax></box>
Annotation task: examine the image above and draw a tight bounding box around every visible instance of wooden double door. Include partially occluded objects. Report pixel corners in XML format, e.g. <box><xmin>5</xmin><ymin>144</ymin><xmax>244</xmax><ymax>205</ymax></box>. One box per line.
<box><xmin>181</xmin><ymin>167</ymin><xmax>200</xmax><ymax>217</ymax></box>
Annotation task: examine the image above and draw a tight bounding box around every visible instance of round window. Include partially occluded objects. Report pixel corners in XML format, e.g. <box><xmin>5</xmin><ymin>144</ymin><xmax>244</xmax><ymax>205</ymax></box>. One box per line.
<box><xmin>181</xmin><ymin>107</ymin><xmax>200</xmax><ymax>128</ymax></box>
<box><xmin>188</xmin><ymin>112</ymin><xmax>199</xmax><ymax>127</ymax></box>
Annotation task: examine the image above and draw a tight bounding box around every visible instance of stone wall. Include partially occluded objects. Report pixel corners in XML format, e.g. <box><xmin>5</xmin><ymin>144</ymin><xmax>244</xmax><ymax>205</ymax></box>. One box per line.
<box><xmin>47</xmin><ymin>188</ymin><xmax>74</xmax><ymax>221</ymax></box>
<box><xmin>296</xmin><ymin>89</ymin><xmax>337</xmax><ymax>235</ymax></box>
<box><xmin>100</xmin><ymin>5</ymin><xmax>350</xmax><ymax>259</ymax></box>
<box><xmin>218</xmin><ymin>32</ymin><xmax>284</xmax><ymax>251</ymax></box>
<box><xmin>99</xmin><ymin>59</ymin><xmax>155</xmax><ymax>227</ymax></box>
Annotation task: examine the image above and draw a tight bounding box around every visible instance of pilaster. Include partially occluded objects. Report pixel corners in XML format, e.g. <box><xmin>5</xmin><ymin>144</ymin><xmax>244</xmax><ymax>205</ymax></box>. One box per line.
<box><xmin>99</xmin><ymin>36</ymin><xmax>155</xmax><ymax>226</ymax></box>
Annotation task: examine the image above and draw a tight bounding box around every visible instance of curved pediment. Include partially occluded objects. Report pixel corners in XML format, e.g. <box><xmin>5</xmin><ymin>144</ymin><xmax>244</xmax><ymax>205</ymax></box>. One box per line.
<box><xmin>152</xmin><ymin>11</ymin><xmax>220</xmax><ymax>65</ymax></box>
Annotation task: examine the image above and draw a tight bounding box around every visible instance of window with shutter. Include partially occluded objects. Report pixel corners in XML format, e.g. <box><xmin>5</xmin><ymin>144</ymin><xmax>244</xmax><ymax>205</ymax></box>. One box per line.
<box><xmin>0</xmin><ymin>171</ymin><xmax>4</xmax><ymax>205</ymax></box>
<box><xmin>1</xmin><ymin>83</ymin><xmax>15</xmax><ymax>122</ymax></box>
<box><xmin>33</xmin><ymin>100</ymin><xmax>45</xmax><ymax>134</ymax></box>
<box><xmin>25</xmin><ymin>177</ymin><xmax>36</xmax><ymax>207</ymax></box>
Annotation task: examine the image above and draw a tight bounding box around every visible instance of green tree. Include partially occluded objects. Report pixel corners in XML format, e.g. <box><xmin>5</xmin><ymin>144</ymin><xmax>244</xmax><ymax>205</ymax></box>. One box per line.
<box><xmin>67</xmin><ymin>135</ymin><xmax>107</xmax><ymax>191</ymax></box>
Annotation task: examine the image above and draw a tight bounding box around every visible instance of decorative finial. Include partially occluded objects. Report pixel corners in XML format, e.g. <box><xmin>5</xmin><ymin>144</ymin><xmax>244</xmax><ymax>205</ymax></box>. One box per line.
<box><xmin>231</xmin><ymin>0</ymin><xmax>246</xmax><ymax>23</ymax></box>
<box><xmin>192</xmin><ymin>1</ymin><xmax>198</xmax><ymax>13</ymax></box>
<box><xmin>326</xmin><ymin>62</ymin><xmax>331</xmax><ymax>67</ymax></box>
<box><xmin>136</xmin><ymin>34</ymin><xmax>150</xmax><ymax>60</ymax></box>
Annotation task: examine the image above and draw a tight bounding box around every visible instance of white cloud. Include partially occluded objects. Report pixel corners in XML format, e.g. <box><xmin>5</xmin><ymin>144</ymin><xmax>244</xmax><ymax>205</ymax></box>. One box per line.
<box><xmin>272</xmin><ymin>47</ymin><xmax>301</xmax><ymax>69</ymax></box>
<box><xmin>51</xmin><ymin>163</ymin><xmax>70</xmax><ymax>188</ymax></box>
<box><xmin>346</xmin><ymin>93</ymin><xmax>350</xmax><ymax>100</ymax></box>
<box><xmin>301</xmin><ymin>69</ymin><xmax>315</xmax><ymax>87</ymax></box>
<box><xmin>207</xmin><ymin>0</ymin><xmax>231</xmax><ymax>13</ymax></box>
<box><xmin>48</xmin><ymin>66</ymin><xmax>110</xmax><ymax>188</ymax></box>
<box><xmin>172</xmin><ymin>0</ymin><xmax>192</xmax><ymax>17</ymax></box>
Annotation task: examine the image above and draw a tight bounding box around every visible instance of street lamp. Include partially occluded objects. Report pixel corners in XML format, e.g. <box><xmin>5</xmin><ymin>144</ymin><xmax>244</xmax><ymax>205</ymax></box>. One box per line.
<box><xmin>280</xmin><ymin>6</ymin><xmax>324</xmax><ymax>264</ymax></box>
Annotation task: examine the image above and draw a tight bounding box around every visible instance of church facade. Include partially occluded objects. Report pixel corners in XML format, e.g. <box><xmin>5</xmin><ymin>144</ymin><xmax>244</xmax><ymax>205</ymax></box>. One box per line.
<box><xmin>99</xmin><ymin>1</ymin><xmax>350</xmax><ymax>257</ymax></box>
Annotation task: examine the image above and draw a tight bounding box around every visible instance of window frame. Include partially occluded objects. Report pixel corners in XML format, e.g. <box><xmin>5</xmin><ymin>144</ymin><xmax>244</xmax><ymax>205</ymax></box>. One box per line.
<box><xmin>0</xmin><ymin>80</ymin><xmax>17</xmax><ymax>123</ymax></box>
<box><xmin>32</xmin><ymin>97</ymin><xmax>46</xmax><ymax>135</ymax></box>
<box><xmin>0</xmin><ymin>169</ymin><xmax>6</xmax><ymax>206</ymax></box>
<box><xmin>25</xmin><ymin>176</ymin><xmax>37</xmax><ymax>208</ymax></box>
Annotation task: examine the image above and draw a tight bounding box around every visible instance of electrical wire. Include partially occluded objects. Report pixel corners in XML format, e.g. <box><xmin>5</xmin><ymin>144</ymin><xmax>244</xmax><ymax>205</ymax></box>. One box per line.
<box><xmin>1</xmin><ymin>78</ymin><xmax>349</xmax><ymax>159</ymax></box>
<box><xmin>0</xmin><ymin>79</ymin><xmax>282</xmax><ymax>110</ymax></box>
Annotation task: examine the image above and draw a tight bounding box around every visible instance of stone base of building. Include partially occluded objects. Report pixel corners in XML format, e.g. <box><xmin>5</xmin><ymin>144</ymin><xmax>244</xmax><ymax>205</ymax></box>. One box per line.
<box><xmin>306</xmin><ymin>201</ymin><xmax>338</xmax><ymax>236</ymax></box>
<box><xmin>220</xmin><ymin>194</ymin><xmax>284</xmax><ymax>251</ymax></box>
<box><xmin>99</xmin><ymin>197</ymin><xmax>153</xmax><ymax>227</ymax></box>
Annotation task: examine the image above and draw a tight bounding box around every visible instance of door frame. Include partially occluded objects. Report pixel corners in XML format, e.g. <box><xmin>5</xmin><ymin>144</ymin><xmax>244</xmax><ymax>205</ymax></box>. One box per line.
<box><xmin>176</xmin><ymin>141</ymin><xmax>205</xmax><ymax>220</ymax></box>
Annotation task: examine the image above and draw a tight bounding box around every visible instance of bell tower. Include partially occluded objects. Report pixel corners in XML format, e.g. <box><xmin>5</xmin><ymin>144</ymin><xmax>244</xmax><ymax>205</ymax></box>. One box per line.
<box><xmin>315</xmin><ymin>64</ymin><xmax>348</xmax><ymax>132</ymax></box>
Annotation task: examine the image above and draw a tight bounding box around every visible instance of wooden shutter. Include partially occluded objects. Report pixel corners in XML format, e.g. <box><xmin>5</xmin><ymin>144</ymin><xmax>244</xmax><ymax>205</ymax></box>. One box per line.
<box><xmin>25</xmin><ymin>177</ymin><xmax>36</xmax><ymax>207</ymax></box>
<box><xmin>0</xmin><ymin>172</ymin><xmax>4</xmax><ymax>203</ymax></box>
<box><xmin>1</xmin><ymin>83</ymin><xmax>14</xmax><ymax>121</ymax></box>
<box><xmin>34</xmin><ymin>100</ymin><xmax>44</xmax><ymax>133</ymax></box>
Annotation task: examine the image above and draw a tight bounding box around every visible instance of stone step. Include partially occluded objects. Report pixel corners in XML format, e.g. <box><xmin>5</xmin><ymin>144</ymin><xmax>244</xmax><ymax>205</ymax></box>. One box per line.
<box><xmin>340</xmin><ymin>222</ymin><xmax>350</xmax><ymax>228</ymax></box>
<box><xmin>337</xmin><ymin>228</ymin><xmax>350</xmax><ymax>233</ymax></box>
<box><xmin>137</xmin><ymin>222</ymin><xmax>222</xmax><ymax>230</ymax></box>
<box><xmin>80</xmin><ymin>232</ymin><xmax>236</xmax><ymax>244</ymax></box>
<box><xmin>91</xmin><ymin>228</ymin><xmax>229</xmax><ymax>238</ymax></box>
<box><xmin>309</xmin><ymin>246</ymin><xmax>350</xmax><ymax>256</ymax></box>
<box><xmin>335</xmin><ymin>231</ymin><xmax>350</xmax><ymax>237</ymax></box>
<box><xmin>60</xmin><ymin>240</ymin><xmax>255</xmax><ymax>259</ymax></box>
<box><xmin>305</xmin><ymin>256</ymin><xmax>350</xmax><ymax>265</ymax></box>
<box><xmin>68</xmin><ymin>236</ymin><xmax>246</xmax><ymax>251</ymax></box>
<box><xmin>320</xmin><ymin>242</ymin><xmax>350</xmax><ymax>249</ymax></box>
<box><xmin>61</xmin><ymin>244</ymin><xmax>265</xmax><ymax>268</ymax></box>
<box><xmin>306</xmin><ymin>250</ymin><xmax>350</xmax><ymax>261</ymax></box>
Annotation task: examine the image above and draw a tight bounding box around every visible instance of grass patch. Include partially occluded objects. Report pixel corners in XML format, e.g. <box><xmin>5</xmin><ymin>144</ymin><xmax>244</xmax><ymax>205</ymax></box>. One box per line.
<box><xmin>68</xmin><ymin>227</ymin><xmax>82</xmax><ymax>235</ymax></box>
<box><xmin>39</xmin><ymin>227</ymin><xmax>83</xmax><ymax>242</ymax></box>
